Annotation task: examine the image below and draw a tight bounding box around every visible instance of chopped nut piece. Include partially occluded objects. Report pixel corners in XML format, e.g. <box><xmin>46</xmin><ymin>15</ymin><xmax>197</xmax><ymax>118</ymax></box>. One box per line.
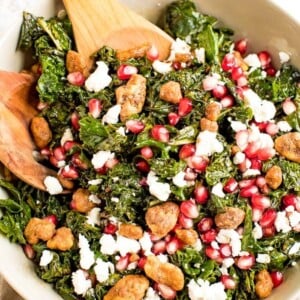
<box><xmin>265</xmin><ymin>165</ymin><xmax>282</xmax><ymax>189</ymax></box>
<box><xmin>255</xmin><ymin>269</ymin><xmax>273</xmax><ymax>299</ymax></box>
<box><xmin>159</xmin><ymin>81</ymin><xmax>183</xmax><ymax>104</ymax></box>
<box><xmin>71</xmin><ymin>188</ymin><xmax>95</xmax><ymax>213</ymax></box>
<box><xmin>66</xmin><ymin>50</ymin><xmax>89</xmax><ymax>77</ymax></box>
<box><xmin>274</xmin><ymin>132</ymin><xmax>300</xmax><ymax>163</ymax></box>
<box><xmin>118</xmin><ymin>223</ymin><xmax>143</xmax><ymax>240</ymax></box>
<box><xmin>215</xmin><ymin>207</ymin><xmax>245</xmax><ymax>229</ymax></box>
<box><xmin>47</xmin><ymin>227</ymin><xmax>74</xmax><ymax>251</ymax></box>
<box><xmin>30</xmin><ymin>116</ymin><xmax>52</xmax><ymax>149</ymax></box>
<box><xmin>205</xmin><ymin>102</ymin><xmax>221</xmax><ymax>121</ymax></box>
<box><xmin>175</xmin><ymin>229</ymin><xmax>198</xmax><ymax>246</ymax></box>
<box><xmin>200</xmin><ymin>117</ymin><xmax>218</xmax><ymax>132</ymax></box>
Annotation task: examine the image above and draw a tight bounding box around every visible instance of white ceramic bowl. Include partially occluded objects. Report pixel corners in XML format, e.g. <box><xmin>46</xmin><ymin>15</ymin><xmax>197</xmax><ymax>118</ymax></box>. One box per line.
<box><xmin>0</xmin><ymin>1</ymin><xmax>299</xmax><ymax>299</ymax></box>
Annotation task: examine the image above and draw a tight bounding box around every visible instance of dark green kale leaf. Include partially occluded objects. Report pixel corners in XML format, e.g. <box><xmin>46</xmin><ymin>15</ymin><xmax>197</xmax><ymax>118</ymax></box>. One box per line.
<box><xmin>286</xmin><ymin>108</ymin><xmax>300</xmax><ymax>132</ymax></box>
<box><xmin>149</xmin><ymin>157</ymin><xmax>185</xmax><ymax>179</ymax></box>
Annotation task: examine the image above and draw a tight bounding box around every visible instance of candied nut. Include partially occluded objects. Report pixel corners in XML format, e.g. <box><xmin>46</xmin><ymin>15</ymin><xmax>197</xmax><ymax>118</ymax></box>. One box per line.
<box><xmin>145</xmin><ymin>202</ymin><xmax>180</xmax><ymax>238</ymax></box>
<box><xmin>118</xmin><ymin>223</ymin><xmax>143</xmax><ymax>239</ymax></box>
<box><xmin>70</xmin><ymin>188</ymin><xmax>95</xmax><ymax>213</ymax></box>
<box><xmin>255</xmin><ymin>269</ymin><xmax>273</xmax><ymax>299</ymax></box>
<box><xmin>144</xmin><ymin>255</ymin><xmax>184</xmax><ymax>291</ymax></box>
<box><xmin>175</xmin><ymin>229</ymin><xmax>198</xmax><ymax>246</ymax></box>
<box><xmin>104</xmin><ymin>274</ymin><xmax>149</xmax><ymax>300</ymax></box>
<box><xmin>174</xmin><ymin>53</ymin><xmax>192</xmax><ymax>63</ymax></box>
<box><xmin>30</xmin><ymin>116</ymin><xmax>52</xmax><ymax>149</ymax></box>
<box><xmin>159</xmin><ymin>81</ymin><xmax>183</xmax><ymax>104</ymax></box>
<box><xmin>233</xmin><ymin>51</ymin><xmax>248</xmax><ymax>71</ymax></box>
<box><xmin>116</xmin><ymin>43</ymin><xmax>150</xmax><ymax>61</ymax></box>
<box><xmin>200</xmin><ymin>117</ymin><xmax>218</xmax><ymax>132</ymax></box>
<box><xmin>205</xmin><ymin>102</ymin><xmax>221</xmax><ymax>121</ymax></box>
<box><xmin>275</xmin><ymin>132</ymin><xmax>300</xmax><ymax>163</ymax></box>
<box><xmin>47</xmin><ymin>227</ymin><xmax>74</xmax><ymax>251</ymax></box>
<box><xmin>57</xmin><ymin>174</ymin><xmax>75</xmax><ymax>190</ymax></box>
<box><xmin>265</xmin><ymin>165</ymin><xmax>282</xmax><ymax>189</ymax></box>
<box><xmin>66</xmin><ymin>50</ymin><xmax>89</xmax><ymax>77</ymax></box>
<box><xmin>24</xmin><ymin>217</ymin><xmax>56</xmax><ymax>244</ymax></box>
<box><xmin>215</xmin><ymin>207</ymin><xmax>245</xmax><ymax>229</ymax></box>
<box><xmin>116</xmin><ymin>74</ymin><xmax>146</xmax><ymax>122</ymax></box>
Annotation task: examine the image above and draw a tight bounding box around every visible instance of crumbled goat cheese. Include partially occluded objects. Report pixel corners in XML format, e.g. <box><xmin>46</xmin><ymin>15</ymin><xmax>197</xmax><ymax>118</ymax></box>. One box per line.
<box><xmin>152</xmin><ymin>60</ymin><xmax>173</xmax><ymax>74</ymax></box>
<box><xmin>116</xmin><ymin>126</ymin><xmax>126</xmax><ymax>136</ymax></box>
<box><xmin>78</xmin><ymin>234</ymin><xmax>95</xmax><ymax>270</ymax></box>
<box><xmin>39</xmin><ymin>250</ymin><xmax>54</xmax><ymax>267</ymax></box>
<box><xmin>116</xmin><ymin>235</ymin><xmax>141</xmax><ymax>257</ymax></box>
<box><xmin>85</xmin><ymin>61</ymin><xmax>112</xmax><ymax>92</ymax></box>
<box><xmin>139</xmin><ymin>232</ymin><xmax>153</xmax><ymax>256</ymax></box>
<box><xmin>194</xmin><ymin>47</ymin><xmax>205</xmax><ymax>64</ymax></box>
<box><xmin>243</xmin><ymin>169</ymin><xmax>261</xmax><ymax>178</ymax></box>
<box><xmin>216</xmin><ymin>229</ymin><xmax>241</xmax><ymax>257</ymax></box>
<box><xmin>288</xmin><ymin>242</ymin><xmax>300</xmax><ymax>256</ymax></box>
<box><xmin>60</xmin><ymin>127</ymin><xmax>73</xmax><ymax>146</ymax></box>
<box><xmin>195</xmin><ymin>131</ymin><xmax>224</xmax><ymax>157</ymax></box>
<box><xmin>144</xmin><ymin>287</ymin><xmax>161</xmax><ymax>300</ymax></box>
<box><xmin>111</xmin><ymin>197</ymin><xmax>119</xmax><ymax>203</ymax></box>
<box><xmin>252</xmin><ymin>223</ymin><xmax>263</xmax><ymax>240</ymax></box>
<box><xmin>275</xmin><ymin>211</ymin><xmax>291</xmax><ymax>233</ymax></box>
<box><xmin>172</xmin><ymin>171</ymin><xmax>189</xmax><ymax>187</ymax></box>
<box><xmin>168</xmin><ymin>38</ymin><xmax>191</xmax><ymax>61</ymax></box>
<box><xmin>72</xmin><ymin>269</ymin><xmax>92</xmax><ymax>296</ymax></box>
<box><xmin>44</xmin><ymin>176</ymin><xmax>63</xmax><ymax>195</ymax></box>
<box><xmin>157</xmin><ymin>254</ymin><xmax>169</xmax><ymax>263</ymax></box>
<box><xmin>211</xmin><ymin>183</ymin><xmax>225</xmax><ymax>198</ymax></box>
<box><xmin>233</xmin><ymin>152</ymin><xmax>246</xmax><ymax>165</ymax></box>
<box><xmin>229</xmin><ymin>119</ymin><xmax>247</xmax><ymax>132</ymax></box>
<box><xmin>188</xmin><ymin>279</ymin><xmax>227</xmax><ymax>300</ymax></box>
<box><xmin>277</xmin><ymin>120</ymin><xmax>292</xmax><ymax>132</ymax></box>
<box><xmin>86</xmin><ymin>208</ymin><xmax>101</xmax><ymax>226</ymax></box>
<box><xmin>88</xmin><ymin>194</ymin><xmax>101</xmax><ymax>204</ymax></box>
<box><xmin>146</xmin><ymin>171</ymin><xmax>171</xmax><ymax>201</ymax></box>
<box><xmin>99</xmin><ymin>234</ymin><xmax>118</xmax><ymax>255</ymax></box>
<box><xmin>193</xmin><ymin>238</ymin><xmax>203</xmax><ymax>251</ymax></box>
<box><xmin>288</xmin><ymin>210</ymin><xmax>300</xmax><ymax>227</ymax></box>
<box><xmin>91</xmin><ymin>150</ymin><xmax>115</xmax><ymax>169</ymax></box>
<box><xmin>102</xmin><ymin>104</ymin><xmax>121</xmax><ymax>124</ymax></box>
<box><xmin>256</xmin><ymin>253</ymin><xmax>271</xmax><ymax>264</ymax></box>
<box><xmin>243</xmin><ymin>53</ymin><xmax>261</xmax><ymax>68</ymax></box>
<box><xmin>279</xmin><ymin>51</ymin><xmax>290</xmax><ymax>64</ymax></box>
<box><xmin>94</xmin><ymin>258</ymin><xmax>114</xmax><ymax>283</ymax></box>
<box><xmin>88</xmin><ymin>178</ymin><xmax>102</xmax><ymax>185</ymax></box>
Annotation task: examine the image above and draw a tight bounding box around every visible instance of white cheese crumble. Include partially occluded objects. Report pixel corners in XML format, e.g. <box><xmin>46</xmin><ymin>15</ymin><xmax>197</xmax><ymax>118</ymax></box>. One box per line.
<box><xmin>256</xmin><ymin>253</ymin><xmax>271</xmax><ymax>264</ymax></box>
<box><xmin>188</xmin><ymin>279</ymin><xmax>227</xmax><ymax>300</ymax></box>
<box><xmin>288</xmin><ymin>242</ymin><xmax>300</xmax><ymax>256</ymax></box>
<box><xmin>78</xmin><ymin>234</ymin><xmax>95</xmax><ymax>270</ymax></box>
<box><xmin>233</xmin><ymin>152</ymin><xmax>246</xmax><ymax>165</ymax></box>
<box><xmin>275</xmin><ymin>211</ymin><xmax>291</xmax><ymax>233</ymax></box>
<box><xmin>194</xmin><ymin>47</ymin><xmax>205</xmax><ymax>64</ymax></box>
<box><xmin>279</xmin><ymin>51</ymin><xmax>290</xmax><ymax>64</ymax></box>
<box><xmin>116</xmin><ymin>126</ymin><xmax>126</xmax><ymax>136</ymax></box>
<box><xmin>88</xmin><ymin>178</ymin><xmax>102</xmax><ymax>186</ymax></box>
<box><xmin>60</xmin><ymin>128</ymin><xmax>73</xmax><ymax>146</ymax></box>
<box><xmin>99</xmin><ymin>234</ymin><xmax>118</xmax><ymax>255</ymax></box>
<box><xmin>277</xmin><ymin>121</ymin><xmax>292</xmax><ymax>132</ymax></box>
<box><xmin>44</xmin><ymin>176</ymin><xmax>63</xmax><ymax>195</ymax></box>
<box><xmin>168</xmin><ymin>38</ymin><xmax>191</xmax><ymax>61</ymax></box>
<box><xmin>195</xmin><ymin>131</ymin><xmax>224</xmax><ymax>157</ymax></box>
<box><xmin>89</xmin><ymin>194</ymin><xmax>101</xmax><ymax>204</ymax></box>
<box><xmin>172</xmin><ymin>171</ymin><xmax>190</xmax><ymax>187</ymax></box>
<box><xmin>102</xmin><ymin>104</ymin><xmax>121</xmax><ymax>124</ymax></box>
<box><xmin>216</xmin><ymin>229</ymin><xmax>241</xmax><ymax>257</ymax></box>
<box><xmin>91</xmin><ymin>150</ymin><xmax>115</xmax><ymax>169</ymax></box>
<box><xmin>71</xmin><ymin>269</ymin><xmax>92</xmax><ymax>296</ymax></box>
<box><xmin>116</xmin><ymin>235</ymin><xmax>141</xmax><ymax>257</ymax></box>
<box><xmin>94</xmin><ymin>258</ymin><xmax>115</xmax><ymax>283</ymax></box>
<box><xmin>211</xmin><ymin>183</ymin><xmax>225</xmax><ymax>198</ymax></box>
<box><xmin>139</xmin><ymin>232</ymin><xmax>153</xmax><ymax>256</ymax></box>
<box><xmin>146</xmin><ymin>171</ymin><xmax>171</xmax><ymax>201</ymax></box>
<box><xmin>39</xmin><ymin>250</ymin><xmax>54</xmax><ymax>267</ymax></box>
<box><xmin>243</xmin><ymin>53</ymin><xmax>261</xmax><ymax>68</ymax></box>
<box><xmin>252</xmin><ymin>223</ymin><xmax>263</xmax><ymax>240</ymax></box>
<box><xmin>144</xmin><ymin>287</ymin><xmax>161</xmax><ymax>300</ymax></box>
<box><xmin>152</xmin><ymin>60</ymin><xmax>173</xmax><ymax>74</ymax></box>
<box><xmin>86</xmin><ymin>207</ymin><xmax>101</xmax><ymax>226</ymax></box>
<box><xmin>229</xmin><ymin>119</ymin><xmax>247</xmax><ymax>132</ymax></box>
<box><xmin>85</xmin><ymin>61</ymin><xmax>112</xmax><ymax>92</ymax></box>
<box><xmin>243</xmin><ymin>169</ymin><xmax>261</xmax><ymax>178</ymax></box>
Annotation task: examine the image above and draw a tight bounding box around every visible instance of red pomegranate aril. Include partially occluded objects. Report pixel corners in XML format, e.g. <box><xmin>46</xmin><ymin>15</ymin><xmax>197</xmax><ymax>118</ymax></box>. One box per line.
<box><xmin>151</xmin><ymin>125</ymin><xmax>170</xmax><ymax>142</ymax></box>
<box><xmin>117</xmin><ymin>64</ymin><xmax>138</xmax><ymax>80</ymax></box>
<box><xmin>194</xmin><ymin>184</ymin><xmax>209</xmax><ymax>204</ymax></box>
<box><xmin>125</xmin><ymin>119</ymin><xmax>145</xmax><ymax>134</ymax></box>
<box><xmin>88</xmin><ymin>98</ymin><xmax>102</xmax><ymax>118</ymax></box>
<box><xmin>282</xmin><ymin>194</ymin><xmax>298</xmax><ymax>208</ymax></box>
<box><xmin>168</xmin><ymin>112</ymin><xmax>180</xmax><ymax>126</ymax></box>
<box><xmin>251</xmin><ymin>194</ymin><xmax>271</xmax><ymax>210</ymax></box>
<box><xmin>265</xmin><ymin>122</ymin><xmax>279</xmax><ymax>136</ymax></box>
<box><xmin>258</xmin><ymin>51</ymin><xmax>271</xmax><ymax>68</ymax></box>
<box><xmin>235</xmin><ymin>254</ymin><xmax>255</xmax><ymax>270</ymax></box>
<box><xmin>71</xmin><ymin>112</ymin><xmax>80</xmax><ymax>130</ymax></box>
<box><xmin>205</xmin><ymin>246</ymin><xmax>222</xmax><ymax>262</ymax></box>
<box><xmin>180</xmin><ymin>199</ymin><xmax>199</xmax><ymax>219</ymax></box>
<box><xmin>184</xmin><ymin>167</ymin><xmax>197</xmax><ymax>181</ymax></box>
<box><xmin>256</xmin><ymin>147</ymin><xmax>275</xmax><ymax>161</ymax></box>
<box><xmin>152</xmin><ymin>240</ymin><xmax>167</xmax><ymax>254</ymax></box>
<box><xmin>231</xmin><ymin>66</ymin><xmax>244</xmax><ymax>81</ymax></box>
<box><xmin>270</xmin><ymin>271</ymin><xmax>284</xmax><ymax>288</ymax></box>
<box><xmin>67</xmin><ymin>71</ymin><xmax>85</xmax><ymax>86</ymax></box>
<box><xmin>63</xmin><ymin>141</ymin><xmax>78</xmax><ymax>152</ymax></box>
<box><xmin>146</xmin><ymin>45</ymin><xmax>159</xmax><ymax>61</ymax></box>
<box><xmin>240</xmin><ymin>185</ymin><xmax>259</xmax><ymax>198</ymax></box>
<box><xmin>220</xmin><ymin>244</ymin><xmax>232</xmax><ymax>258</ymax></box>
<box><xmin>61</xmin><ymin>165</ymin><xmax>79</xmax><ymax>179</ymax></box>
<box><xmin>250</xmin><ymin>158</ymin><xmax>262</xmax><ymax>170</ymax></box>
<box><xmin>221</xmin><ymin>274</ymin><xmax>236</xmax><ymax>290</ymax></box>
<box><xmin>282</xmin><ymin>98</ymin><xmax>297</xmax><ymax>115</ymax></box>
<box><xmin>263</xmin><ymin>225</ymin><xmax>276</xmax><ymax>237</ymax></box>
<box><xmin>256</xmin><ymin>176</ymin><xmax>266</xmax><ymax>188</ymax></box>
<box><xmin>223</xmin><ymin>178</ymin><xmax>238</xmax><ymax>193</ymax></box>
<box><xmin>236</xmin><ymin>75</ymin><xmax>248</xmax><ymax>87</ymax></box>
<box><xmin>156</xmin><ymin>283</ymin><xmax>177</xmax><ymax>300</ymax></box>
<box><xmin>259</xmin><ymin>208</ymin><xmax>277</xmax><ymax>228</ymax></box>
<box><xmin>172</xmin><ymin>61</ymin><xmax>182</xmax><ymax>70</ymax></box>
<box><xmin>188</xmin><ymin>155</ymin><xmax>209</xmax><ymax>172</ymax></box>
<box><xmin>234</xmin><ymin>38</ymin><xmax>247</xmax><ymax>55</ymax></box>
<box><xmin>166</xmin><ymin>237</ymin><xmax>181</xmax><ymax>255</ymax></box>
<box><xmin>244</xmin><ymin>142</ymin><xmax>260</xmax><ymax>158</ymax></box>
<box><xmin>104</xmin><ymin>222</ymin><xmax>118</xmax><ymax>234</ymax></box>
<box><xmin>266</xmin><ymin>66</ymin><xmax>276</xmax><ymax>77</ymax></box>
<box><xmin>53</xmin><ymin>146</ymin><xmax>66</xmax><ymax>161</ymax></box>
<box><xmin>201</xmin><ymin>229</ymin><xmax>217</xmax><ymax>243</ymax></box>
<box><xmin>135</xmin><ymin>159</ymin><xmax>150</xmax><ymax>173</ymax></box>
<box><xmin>140</xmin><ymin>146</ymin><xmax>154</xmax><ymax>159</ymax></box>
<box><xmin>178</xmin><ymin>213</ymin><xmax>194</xmax><ymax>229</ymax></box>
<box><xmin>137</xmin><ymin>256</ymin><xmax>147</xmax><ymax>269</ymax></box>
<box><xmin>179</xmin><ymin>144</ymin><xmax>196</xmax><ymax>160</ymax></box>
<box><xmin>105</xmin><ymin>157</ymin><xmax>119</xmax><ymax>169</ymax></box>
<box><xmin>212</xmin><ymin>85</ymin><xmax>227</xmax><ymax>99</ymax></box>
<box><xmin>220</xmin><ymin>95</ymin><xmax>235</xmax><ymax>108</ymax></box>
<box><xmin>72</xmin><ymin>153</ymin><xmax>88</xmax><ymax>170</ymax></box>
<box><xmin>178</xmin><ymin>97</ymin><xmax>193</xmax><ymax>116</ymax></box>
<box><xmin>221</xmin><ymin>53</ymin><xmax>236</xmax><ymax>72</ymax></box>
<box><xmin>44</xmin><ymin>214</ymin><xmax>58</xmax><ymax>226</ymax></box>
<box><xmin>23</xmin><ymin>244</ymin><xmax>36</xmax><ymax>259</ymax></box>
<box><xmin>197</xmin><ymin>217</ymin><xmax>214</xmax><ymax>232</ymax></box>
<box><xmin>239</xmin><ymin>178</ymin><xmax>256</xmax><ymax>189</ymax></box>
<box><xmin>116</xmin><ymin>254</ymin><xmax>130</xmax><ymax>271</ymax></box>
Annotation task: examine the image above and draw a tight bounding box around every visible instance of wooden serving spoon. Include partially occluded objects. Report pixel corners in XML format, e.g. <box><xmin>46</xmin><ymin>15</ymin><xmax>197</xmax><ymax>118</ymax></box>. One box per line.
<box><xmin>62</xmin><ymin>0</ymin><xmax>173</xmax><ymax>67</ymax></box>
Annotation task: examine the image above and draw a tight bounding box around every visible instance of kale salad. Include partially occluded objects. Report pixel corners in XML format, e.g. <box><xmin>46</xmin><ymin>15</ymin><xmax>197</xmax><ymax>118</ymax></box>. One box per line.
<box><xmin>1</xmin><ymin>0</ymin><xmax>300</xmax><ymax>299</ymax></box>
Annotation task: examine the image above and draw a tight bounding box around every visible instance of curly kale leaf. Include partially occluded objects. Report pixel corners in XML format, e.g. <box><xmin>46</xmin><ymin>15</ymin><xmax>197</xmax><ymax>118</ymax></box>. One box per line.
<box><xmin>286</xmin><ymin>107</ymin><xmax>300</xmax><ymax>132</ymax></box>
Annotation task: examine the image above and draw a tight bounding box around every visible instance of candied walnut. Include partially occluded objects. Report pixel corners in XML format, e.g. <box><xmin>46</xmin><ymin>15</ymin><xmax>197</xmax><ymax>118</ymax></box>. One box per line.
<box><xmin>200</xmin><ymin>117</ymin><xmax>218</xmax><ymax>132</ymax></box>
<box><xmin>275</xmin><ymin>132</ymin><xmax>300</xmax><ymax>163</ymax></box>
<box><xmin>70</xmin><ymin>188</ymin><xmax>95</xmax><ymax>213</ymax></box>
<box><xmin>145</xmin><ymin>202</ymin><xmax>180</xmax><ymax>238</ymax></box>
<box><xmin>118</xmin><ymin>223</ymin><xmax>143</xmax><ymax>239</ymax></box>
<box><xmin>66</xmin><ymin>50</ymin><xmax>89</xmax><ymax>77</ymax></box>
<box><xmin>205</xmin><ymin>102</ymin><xmax>221</xmax><ymax>121</ymax></box>
<box><xmin>57</xmin><ymin>174</ymin><xmax>75</xmax><ymax>190</ymax></box>
<box><xmin>116</xmin><ymin>74</ymin><xmax>146</xmax><ymax>122</ymax></box>
<box><xmin>265</xmin><ymin>165</ymin><xmax>282</xmax><ymax>189</ymax></box>
<box><xmin>104</xmin><ymin>274</ymin><xmax>149</xmax><ymax>300</ymax></box>
<box><xmin>255</xmin><ymin>269</ymin><xmax>273</xmax><ymax>299</ymax></box>
<box><xmin>174</xmin><ymin>53</ymin><xmax>192</xmax><ymax>63</ymax></box>
<box><xmin>116</xmin><ymin>43</ymin><xmax>150</xmax><ymax>61</ymax></box>
<box><xmin>175</xmin><ymin>229</ymin><xmax>198</xmax><ymax>246</ymax></box>
<box><xmin>159</xmin><ymin>81</ymin><xmax>183</xmax><ymax>104</ymax></box>
<box><xmin>215</xmin><ymin>207</ymin><xmax>245</xmax><ymax>229</ymax></box>
<box><xmin>144</xmin><ymin>255</ymin><xmax>184</xmax><ymax>291</ymax></box>
<box><xmin>24</xmin><ymin>217</ymin><xmax>56</xmax><ymax>245</ymax></box>
<box><xmin>47</xmin><ymin>227</ymin><xmax>74</xmax><ymax>251</ymax></box>
<box><xmin>30</xmin><ymin>116</ymin><xmax>52</xmax><ymax>149</ymax></box>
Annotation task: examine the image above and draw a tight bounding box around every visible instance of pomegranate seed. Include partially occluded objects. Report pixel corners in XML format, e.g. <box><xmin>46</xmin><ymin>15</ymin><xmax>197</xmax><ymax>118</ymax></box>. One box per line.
<box><xmin>221</xmin><ymin>53</ymin><xmax>236</xmax><ymax>72</ymax></box>
<box><xmin>250</xmin><ymin>158</ymin><xmax>262</xmax><ymax>170</ymax></box>
<box><xmin>256</xmin><ymin>147</ymin><xmax>275</xmax><ymax>161</ymax></box>
<box><xmin>259</xmin><ymin>208</ymin><xmax>277</xmax><ymax>227</ymax></box>
<box><xmin>235</xmin><ymin>253</ymin><xmax>255</xmax><ymax>270</ymax></box>
<box><xmin>166</xmin><ymin>237</ymin><xmax>181</xmax><ymax>254</ymax></box>
<box><xmin>137</xmin><ymin>256</ymin><xmax>147</xmax><ymax>269</ymax></box>
<box><xmin>239</xmin><ymin>178</ymin><xmax>256</xmax><ymax>189</ymax></box>
<box><xmin>251</xmin><ymin>194</ymin><xmax>271</xmax><ymax>210</ymax></box>
<box><xmin>221</xmin><ymin>275</ymin><xmax>236</xmax><ymax>290</ymax></box>
<box><xmin>235</xmin><ymin>130</ymin><xmax>249</xmax><ymax>151</ymax></box>
<box><xmin>135</xmin><ymin>159</ymin><xmax>150</xmax><ymax>173</ymax></box>
<box><xmin>125</xmin><ymin>119</ymin><xmax>145</xmax><ymax>134</ymax></box>
<box><xmin>62</xmin><ymin>141</ymin><xmax>76</xmax><ymax>152</ymax></box>
<box><xmin>194</xmin><ymin>184</ymin><xmax>209</xmax><ymax>205</ymax></box>
<box><xmin>105</xmin><ymin>157</ymin><xmax>119</xmax><ymax>169</ymax></box>
<box><xmin>270</xmin><ymin>271</ymin><xmax>284</xmax><ymax>288</ymax></box>
<box><xmin>178</xmin><ymin>213</ymin><xmax>194</xmax><ymax>229</ymax></box>
<box><xmin>178</xmin><ymin>97</ymin><xmax>193</xmax><ymax>116</ymax></box>
<box><xmin>60</xmin><ymin>165</ymin><xmax>79</xmax><ymax>179</ymax></box>
<box><xmin>23</xmin><ymin>244</ymin><xmax>36</xmax><ymax>259</ymax></box>
<box><xmin>172</xmin><ymin>61</ymin><xmax>182</xmax><ymax>70</ymax></box>
<box><xmin>146</xmin><ymin>45</ymin><xmax>159</xmax><ymax>61</ymax></box>
<box><xmin>258</xmin><ymin>51</ymin><xmax>271</xmax><ymax>68</ymax></box>
<box><xmin>49</xmin><ymin>155</ymin><xmax>59</xmax><ymax>168</ymax></box>
<box><xmin>244</xmin><ymin>142</ymin><xmax>260</xmax><ymax>158</ymax></box>
<box><xmin>223</xmin><ymin>178</ymin><xmax>238</xmax><ymax>193</ymax></box>
<box><xmin>67</xmin><ymin>71</ymin><xmax>85</xmax><ymax>86</ymax></box>
<box><xmin>231</xmin><ymin>66</ymin><xmax>244</xmax><ymax>81</ymax></box>
<box><xmin>256</xmin><ymin>176</ymin><xmax>266</xmax><ymax>188</ymax></box>
<box><xmin>212</xmin><ymin>85</ymin><xmax>227</xmax><ymax>99</ymax></box>
<box><xmin>282</xmin><ymin>194</ymin><xmax>299</xmax><ymax>208</ymax></box>
<box><xmin>187</xmin><ymin>155</ymin><xmax>209</xmax><ymax>172</ymax></box>
<box><xmin>104</xmin><ymin>222</ymin><xmax>118</xmax><ymax>234</ymax></box>
<box><xmin>205</xmin><ymin>246</ymin><xmax>222</xmax><ymax>262</ymax></box>
<box><xmin>88</xmin><ymin>98</ymin><xmax>102</xmax><ymax>118</ymax></box>
<box><xmin>179</xmin><ymin>144</ymin><xmax>196</xmax><ymax>160</ymax></box>
<box><xmin>116</xmin><ymin>254</ymin><xmax>130</xmax><ymax>271</ymax></box>
<box><xmin>240</xmin><ymin>185</ymin><xmax>259</xmax><ymax>198</ymax></box>
<box><xmin>53</xmin><ymin>146</ymin><xmax>66</xmax><ymax>161</ymax></box>
<box><xmin>265</xmin><ymin>122</ymin><xmax>279</xmax><ymax>136</ymax></box>
<box><xmin>117</xmin><ymin>64</ymin><xmax>138</xmax><ymax>80</ymax></box>
<box><xmin>236</xmin><ymin>75</ymin><xmax>248</xmax><ymax>87</ymax></box>
<box><xmin>71</xmin><ymin>112</ymin><xmax>80</xmax><ymax>130</ymax></box>
<box><xmin>220</xmin><ymin>95</ymin><xmax>234</xmax><ymax>108</ymax></box>
<box><xmin>260</xmin><ymin>184</ymin><xmax>270</xmax><ymax>195</ymax></box>
<box><xmin>168</xmin><ymin>112</ymin><xmax>180</xmax><ymax>126</ymax></box>
<box><xmin>151</xmin><ymin>125</ymin><xmax>170</xmax><ymax>142</ymax></box>
<box><xmin>234</xmin><ymin>38</ymin><xmax>248</xmax><ymax>55</ymax></box>
<box><xmin>44</xmin><ymin>214</ymin><xmax>58</xmax><ymax>226</ymax></box>
<box><xmin>156</xmin><ymin>283</ymin><xmax>177</xmax><ymax>300</ymax></box>
<box><xmin>197</xmin><ymin>217</ymin><xmax>214</xmax><ymax>232</ymax></box>
<box><xmin>266</xmin><ymin>66</ymin><xmax>276</xmax><ymax>76</ymax></box>
<box><xmin>263</xmin><ymin>225</ymin><xmax>276</xmax><ymax>237</ymax></box>
<box><xmin>202</xmin><ymin>75</ymin><xmax>219</xmax><ymax>91</ymax></box>
<box><xmin>252</xmin><ymin>208</ymin><xmax>263</xmax><ymax>222</ymax></box>
<box><xmin>40</xmin><ymin>147</ymin><xmax>51</xmax><ymax>157</ymax></box>
<box><xmin>201</xmin><ymin>229</ymin><xmax>217</xmax><ymax>243</ymax></box>
<box><xmin>152</xmin><ymin>240</ymin><xmax>167</xmax><ymax>254</ymax></box>
<box><xmin>180</xmin><ymin>199</ymin><xmax>199</xmax><ymax>219</ymax></box>
<box><xmin>140</xmin><ymin>146</ymin><xmax>154</xmax><ymax>159</ymax></box>
<box><xmin>184</xmin><ymin>167</ymin><xmax>197</xmax><ymax>181</ymax></box>
<box><xmin>282</xmin><ymin>98</ymin><xmax>296</xmax><ymax>115</ymax></box>
<box><xmin>71</xmin><ymin>153</ymin><xmax>88</xmax><ymax>170</ymax></box>
<box><xmin>220</xmin><ymin>244</ymin><xmax>232</xmax><ymax>258</ymax></box>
